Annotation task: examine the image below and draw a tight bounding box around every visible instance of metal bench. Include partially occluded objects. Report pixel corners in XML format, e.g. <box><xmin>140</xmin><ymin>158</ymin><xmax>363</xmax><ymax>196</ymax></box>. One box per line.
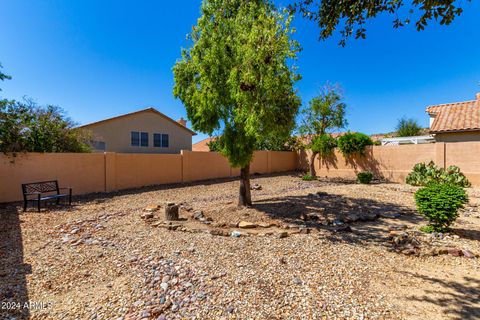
<box><xmin>22</xmin><ymin>180</ymin><xmax>72</xmax><ymax>212</ymax></box>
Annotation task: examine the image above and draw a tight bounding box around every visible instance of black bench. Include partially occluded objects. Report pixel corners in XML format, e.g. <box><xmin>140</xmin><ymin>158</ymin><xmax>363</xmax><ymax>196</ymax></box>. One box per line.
<box><xmin>22</xmin><ymin>181</ymin><xmax>72</xmax><ymax>212</ymax></box>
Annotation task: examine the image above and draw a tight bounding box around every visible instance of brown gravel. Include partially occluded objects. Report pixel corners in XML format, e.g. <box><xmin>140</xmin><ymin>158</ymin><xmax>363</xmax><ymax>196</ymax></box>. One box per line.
<box><xmin>1</xmin><ymin>173</ymin><xmax>479</xmax><ymax>319</ymax></box>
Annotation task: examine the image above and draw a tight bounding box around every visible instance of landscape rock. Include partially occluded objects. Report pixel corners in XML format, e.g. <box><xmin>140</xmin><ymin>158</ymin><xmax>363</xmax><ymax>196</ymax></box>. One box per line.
<box><xmin>277</xmin><ymin>231</ymin><xmax>289</xmax><ymax>239</ymax></box>
<box><xmin>448</xmin><ymin>248</ymin><xmax>463</xmax><ymax>257</ymax></box>
<box><xmin>145</xmin><ymin>205</ymin><xmax>160</xmax><ymax>212</ymax></box>
<box><xmin>238</xmin><ymin>221</ymin><xmax>256</xmax><ymax>229</ymax></box>
<box><xmin>462</xmin><ymin>250</ymin><xmax>475</xmax><ymax>258</ymax></box>
<box><xmin>250</xmin><ymin>183</ymin><xmax>262</xmax><ymax>190</ymax></box>
<box><xmin>141</xmin><ymin>212</ymin><xmax>154</xmax><ymax>220</ymax></box>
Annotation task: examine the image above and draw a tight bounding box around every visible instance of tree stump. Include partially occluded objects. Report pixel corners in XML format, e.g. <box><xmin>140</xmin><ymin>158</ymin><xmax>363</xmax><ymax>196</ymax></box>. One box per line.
<box><xmin>164</xmin><ymin>202</ymin><xmax>179</xmax><ymax>221</ymax></box>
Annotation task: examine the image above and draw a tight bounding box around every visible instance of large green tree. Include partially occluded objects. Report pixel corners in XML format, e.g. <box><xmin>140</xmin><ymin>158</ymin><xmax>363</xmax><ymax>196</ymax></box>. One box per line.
<box><xmin>298</xmin><ymin>85</ymin><xmax>347</xmax><ymax>176</ymax></box>
<box><xmin>0</xmin><ymin>100</ymin><xmax>92</xmax><ymax>154</ymax></box>
<box><xmin>290</xmin><ymin>0</ymin><xmax>471</xmax><ymax>46</ymax></box>
<box><xmin>174</xmin><ymin>0</ymin><xmax>301</xmax><ymax>206</ymax></box>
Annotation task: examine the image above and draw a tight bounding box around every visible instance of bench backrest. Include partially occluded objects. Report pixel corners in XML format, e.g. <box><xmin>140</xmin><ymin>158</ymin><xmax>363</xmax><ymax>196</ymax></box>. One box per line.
<box><xmin>22</xmin><ymin>180</ymin><xmax>59</xmax><ymax>195</ymax></box>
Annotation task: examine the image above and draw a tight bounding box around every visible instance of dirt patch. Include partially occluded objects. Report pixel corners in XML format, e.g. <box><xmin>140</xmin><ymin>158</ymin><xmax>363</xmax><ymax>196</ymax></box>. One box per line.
<box><xmin>1</xmin><ymin>173</ymin><xmax>479</xmax><ymax>319</ymax></box>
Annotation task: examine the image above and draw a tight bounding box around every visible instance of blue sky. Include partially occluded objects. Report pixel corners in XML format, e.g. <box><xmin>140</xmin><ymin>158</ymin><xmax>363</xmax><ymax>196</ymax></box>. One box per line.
<box><xmin>0</xmin><ymin>0</ymin><xmax>479</xmax><ymax>143</ymax></box>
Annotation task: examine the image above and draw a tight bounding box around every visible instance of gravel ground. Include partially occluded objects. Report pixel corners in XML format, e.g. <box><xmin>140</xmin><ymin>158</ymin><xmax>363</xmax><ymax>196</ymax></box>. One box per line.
<box><xmin>1</xmin><ymin>173</ymin><xmax>479</xmax><ymax>320</ymax></box>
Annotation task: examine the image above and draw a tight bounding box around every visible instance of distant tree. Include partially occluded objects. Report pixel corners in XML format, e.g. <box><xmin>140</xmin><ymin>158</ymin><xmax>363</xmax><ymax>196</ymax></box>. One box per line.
<box><xmin>396</xmin><ymin>117</ymin><xmax>422</xmax><ymax>137</ymax></box>
<box><xmin>0</xmin><ymin>63</ymin><xmax>11</xmax><ymax>92</ymax></box>
<box><xmin>298</xmin><ymin>85</ymin><xmax>347</xmax><ymax>176</ymax></box>
<box><xmin>289</xmin><ymin>0</ymin><xmax>471</xmax><ymax>46</ymax></box>
<box><xmin>0</xmin><ymin>99</ymin><xmax>92</xmax><ymax>154</ymax></box>
<box><xmin>173</xmin><ymin>0</ymin><xmax>301</xmax><ymax>206</ymax></box>
<box><xmin>0</xmin><ymin>63</ymin><xmax>11</xmax><ymax>84</ymax></box>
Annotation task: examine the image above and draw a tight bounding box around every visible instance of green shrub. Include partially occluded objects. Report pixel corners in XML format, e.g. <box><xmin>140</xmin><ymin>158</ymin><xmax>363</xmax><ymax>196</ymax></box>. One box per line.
<box><xmin>311</xmin><ymin>134</ymin><xmax>337</xmax><ymax>157</ymax></box>
<box><xmin>302</xmin><ymin>174</ymin><xmax>316</xmax><ymax>181</ymax></box>
<box><xmin>357</xmin><ymin>171</ymin><xmax>373</xmax><ymax>184</ymax></box>
<box><xmin>406</xmin><ymin>161</ymin><xmax>470</xmax><ymax>187</ymax></box>
<box><xmin>337</xmin><ymin>132</ymin><xmax>373</xmax><ymax>157</ymax></box>
<box><xmin>414</xmin><ymin>183</ymin><xmax>468</xmax><ymax>232</ymax></box>
<box><xmin>419</xmin><ymin>225</ymin><xmax>435</xmax><ymax>233</ymax></box>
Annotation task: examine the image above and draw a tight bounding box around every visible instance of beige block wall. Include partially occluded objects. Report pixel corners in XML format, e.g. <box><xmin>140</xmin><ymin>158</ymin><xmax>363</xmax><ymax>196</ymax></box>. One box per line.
<box><xmin>85</xmin><ymin>110</ymin><xmax>193</xmax><ymax>154</ymax></box>
<box><xmin>445</xmin><ymin>141</ymin><xmax>480</xmax><ymax>186</ymax></box>
<box><xmin>181</xmin><ymin>150</ymin><xmax>233</xmax><ymax>182</ymax></box>
<box><xmin>0</xmin><ymin>153</ymin><xmax>105</xmax><ymax>203</ymax></box>
<box><xmin>270</xmin><ymin>151</ymin><xmax>298</xmax><ymax>173</ymax></box>
<box><xmin>301</xmin><ymin>142</ymin><xmax>480</xmax><ymax>185</ymax></box>
<box><xmin>250</xmin><ymin>151</ymin><xmax>269</xmax><ymax>174</ymax></box>
<box><xmin>304</xmin><ymin>144</ymin><xmax>438</xmax><ymax>183</ymax></box>
<box><xmin>114</xmin><ymin>153</ymin><xmax>183</xmax><ymax>190</ymax></box>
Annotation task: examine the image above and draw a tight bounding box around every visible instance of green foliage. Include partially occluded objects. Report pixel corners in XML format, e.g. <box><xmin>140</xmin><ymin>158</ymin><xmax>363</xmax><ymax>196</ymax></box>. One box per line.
<box><xmin>310</xmin><ymin>134</ymin><xmax>337</xmax><ymax>157</ymax></box>
<box><xmin>395</xmin><ymin>117</ymin><xmax>422</xmax><ymax>137</ymax></box>
<box><xmin>337</xmin><ymin>132</ymin><xmax>373</xmax><ymax>157</ymax></box>
<box><xmin>289</xmin><ymin>1</ymin><xmax>468</xmax><ymax>46</ymax></box>
<box><xmin>208</xmin><ymin>135</ymin><xmax>297</xmax><ymax>152</ymax></box>
<box><xmin>406</xmin><ymin>161</ymin><xmax>471</xmax><ymax>187</ymax></box>
<box><xmin>298</xmin><ymin>85</ymin><xmax>347</xmax><ymax>137</ymax></box>
<box><xmin>0</xmin><ymin>63</ymin><xmax>12</xmax><ymax>92</ymax></box>
<box><xmin>415</xmin><ymin>183</ymin><xmax>468</xmax><ymax>232</ymax></box>
<box><xmin>207</xmin><ymin>137</ymin><xmax>221</xmax><ymax>152</ymax></box>
<box><xmin>173</xmin><ymin>0</ymin><xmax>301</xmax><ymax>168</ymax></box>
<box><xmin>419</xmin><ymin>225</ymin><xmax>435</xmax><ymax>233</ymax></box>
<box><xmin>357</xmin><ymin>171</ymin><xmax>373</xmax><ymax>184</ymax></box>
<box><xmin>302</xmin><ymin>174</ymin><xmax>316</xmax><ymax>181</ymax></box>
<box><xmin>0</xmin><ymin>100</ymin><xmax>92</xmax><ymax>154</ymax></box>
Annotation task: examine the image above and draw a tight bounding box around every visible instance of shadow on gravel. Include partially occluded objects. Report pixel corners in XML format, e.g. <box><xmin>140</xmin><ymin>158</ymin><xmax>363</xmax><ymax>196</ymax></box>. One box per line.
<box><xmin>453</xmin><ymin>228</ymin><xmax>480</xmax><ymax>241</ymax></box>
<box><xmin>403</xmin><ymin>271</ymin><xmax>480</xmax><ymax>320</ymax></box>
<box><xmin>0</xmin><ymin>206</ymin><xmax>30</xmax><ymax>319</ymax></box>
<box><xmin>253</xmin><ymin>193</ymin><xmax>423</xmax><ymax>246</ymax></box>
<box><xmin>25</xmin><ymin>171</ymin><xmax>300</xmax><ymax>207</ymax></box>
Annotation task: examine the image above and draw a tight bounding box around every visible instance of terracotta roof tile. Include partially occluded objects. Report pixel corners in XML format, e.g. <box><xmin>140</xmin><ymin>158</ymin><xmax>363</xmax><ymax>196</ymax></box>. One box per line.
<box><xmin>192</xmin><ymin>136</ymin><xmax>217</xmax><ymax>152</ymax></box>
<box><xmin>426</xmin><ymin>97</ymin><xmax>480</xmax><ymax>133</ymax></box>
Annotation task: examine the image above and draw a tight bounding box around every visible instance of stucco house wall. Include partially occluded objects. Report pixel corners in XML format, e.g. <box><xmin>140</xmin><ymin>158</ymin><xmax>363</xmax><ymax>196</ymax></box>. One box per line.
<box><xmin>433</xmin><ymin>131</ymin><xmax>480</xmax><ymax>143</ymax></box>
<box><xmin>82</xmin><ymin>108</ymin><xmax>195</xmax><ymax>154</ymax></box>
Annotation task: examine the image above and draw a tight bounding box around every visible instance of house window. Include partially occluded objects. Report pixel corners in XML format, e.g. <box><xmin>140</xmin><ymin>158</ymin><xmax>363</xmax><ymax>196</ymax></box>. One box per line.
<box><xmin>140</xmin><ymin>132</ymin><xmax>148</xmax><ymax>147</ymax></box>
<box><xmin>153</xmin><ymin>133</ymin><xmax>161</xmax><ymax>147</ymax></box>
<box><xmin>161</xmin><ymin>134</ymin><xmax>169</xmax><ymax>148</ymax></box>
<box><xmin>131</xmin><ymin>132</ymin><xmax>140</xmax><ymax>146</ymax></box>
<box><xmin>92</xmin><ymin>141</ymin><xmax>106</xmax><ymax>151</ymax></box>
<box><xmin>153</xmin><ymin>133</ymin><xmax>169</xmax><ymax>148</ymax></box>
<box><xmin>131</xmin><ymin>131</ymin><xmax>148</xmax><ymax>147</ymax></box>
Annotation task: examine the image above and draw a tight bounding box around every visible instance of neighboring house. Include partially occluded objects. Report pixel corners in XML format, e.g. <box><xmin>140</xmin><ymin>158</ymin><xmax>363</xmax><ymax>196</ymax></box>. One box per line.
<box><xmin>81</xmin><ymin>108</ymin><xmax>196</xmax><ymax>154</ymax></box>
<box><xmin>426</xmin><ymin>93</ymin><xmax>480</xmax><ymax>142</ymax></box>
<box><xmin>192</xmin><ymin>136</ymin><xmax>217</xmax><ymax>152</ymax></box>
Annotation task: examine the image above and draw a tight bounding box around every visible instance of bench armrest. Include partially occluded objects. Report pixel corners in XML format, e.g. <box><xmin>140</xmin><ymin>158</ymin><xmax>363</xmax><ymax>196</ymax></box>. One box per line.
<box><xmin>24</xmin><ymin>192</ymin><xmax>41</xmax><ymax>201</ymax></box>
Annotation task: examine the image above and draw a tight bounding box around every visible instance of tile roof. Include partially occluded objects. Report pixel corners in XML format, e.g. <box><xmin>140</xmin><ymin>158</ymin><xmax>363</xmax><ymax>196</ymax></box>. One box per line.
<box><xmin>192</xmin><ymin>136</ymin><xmax>217</xmax><ymax>152</ymax></box>
<box><xmin>426</xmin><ymin>95</ymin><xmax>480</xmax><ymax>133</ymax></box>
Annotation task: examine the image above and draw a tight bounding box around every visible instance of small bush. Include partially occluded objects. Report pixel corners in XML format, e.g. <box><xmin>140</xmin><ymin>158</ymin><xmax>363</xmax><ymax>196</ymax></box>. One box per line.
<box><xmin>302</xmin><ymin>174</ymin><xmax>316</xmax><ymax>181</ymax></box>
<box><xmin>419</xmin><ymin>225</ymin><xmax>435</xmax><ymax>233</ymax></box>
<box><xmin>357</xmin><ymin>171</ymin><xmax>373</xmax><ymax>184</ymax></box>
<box><xmin>337</xmin><ymin>132</ymin><xmax>373</xmax><ymax>157</ymax></box>
<box><xmin>414</xmin><ymin>183</ymin><xmax>468</xmax><ymax>232</ymax></box>
<box><xmin>406</xmin><ymin>161</ymin><xmax>470</xmax><ymax>187</ymax></box>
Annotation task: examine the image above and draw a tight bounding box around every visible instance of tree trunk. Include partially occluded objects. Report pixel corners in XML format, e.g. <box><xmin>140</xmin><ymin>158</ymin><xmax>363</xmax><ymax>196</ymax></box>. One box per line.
<box><xmin>309</xmin><ymin>152</ymin><xmax>318</xmax><ymax>177</ymax></box>
<box><xmin>238</xmin><ymin>164</ymin><xmax>252</xmax><ymax>207</ymax></box>
<box><xmin>164</xmin><ymin>203</ymin><xmax>179</xmax><ymax>221</ymax></box>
